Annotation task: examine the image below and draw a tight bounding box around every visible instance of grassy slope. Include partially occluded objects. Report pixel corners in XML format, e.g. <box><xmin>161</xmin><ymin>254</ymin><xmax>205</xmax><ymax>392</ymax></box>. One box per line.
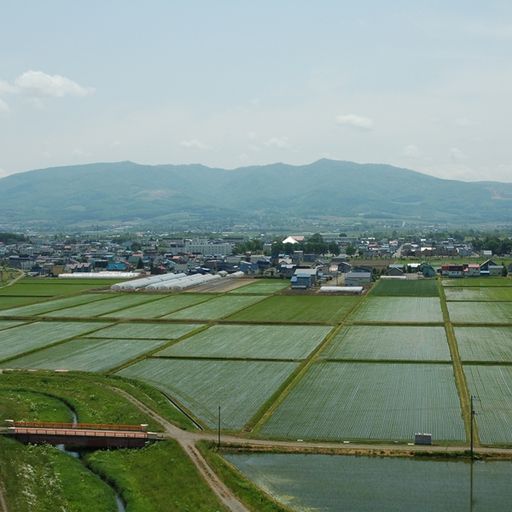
<box><xmin>86</xmin><ymin>441</ymin><xmax>228</xmax><ymax>512</ymax></box>
<box><xmin>0</xmin><ymin>438</ymin><xmax>117</xmax><ymax>512</ymax></box>
<box><xmin>197</xmin><ymin>442</ymin><xmax>291</xmax><ymax>512</ymax></box>
<box><xmin>0</xmin><ymin>388</ymin><xmax>117</xmax><ymax>512</ymax></box>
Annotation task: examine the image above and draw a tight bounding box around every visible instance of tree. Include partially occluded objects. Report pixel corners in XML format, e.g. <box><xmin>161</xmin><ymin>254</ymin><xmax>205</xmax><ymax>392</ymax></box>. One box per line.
<box><xmin>346</xmin><ymin>244</ymin><xmax>357</xmax><ymax>256</ymax></box>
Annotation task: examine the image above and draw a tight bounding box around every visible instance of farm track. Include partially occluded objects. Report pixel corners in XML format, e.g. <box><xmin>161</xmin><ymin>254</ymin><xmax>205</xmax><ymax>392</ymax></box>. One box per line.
<box><xmin>0</xmin><ymin>479</ymin><xmax>8</xmax><ymax>512</ymax></box>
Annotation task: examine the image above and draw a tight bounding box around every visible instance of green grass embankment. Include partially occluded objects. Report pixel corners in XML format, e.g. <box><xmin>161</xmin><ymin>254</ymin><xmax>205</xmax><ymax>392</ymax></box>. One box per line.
<box><xmin>86</xmin><ymin>440</ymin><xmax>228</xmax><ymax>512</ymax></box>
<box><xmin>197</xmin><ymin>441</ymin><xmax>291</xmax><ymax>512</ymax></box>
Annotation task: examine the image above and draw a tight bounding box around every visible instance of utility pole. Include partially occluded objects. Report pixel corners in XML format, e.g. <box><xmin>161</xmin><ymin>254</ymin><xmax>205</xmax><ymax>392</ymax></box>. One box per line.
<box><xmin>217</xmin><ymin>405</ymin><xmax>221</xmax><ymax>450</ymax></box>
<box><xmin>470</xmin><ymin>395</ymin><xmax>475</xmax><ymax>460</ymax></box>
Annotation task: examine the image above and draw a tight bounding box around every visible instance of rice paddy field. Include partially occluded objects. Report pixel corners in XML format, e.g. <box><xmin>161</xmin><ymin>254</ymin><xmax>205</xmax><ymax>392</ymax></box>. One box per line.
<box><xmin>225</xmin><ymin>453</ymin><xmax>512</xmax><ymax>512</ymax></box>
<box><xmin>0</xmin><ymin>320</ymin><xmax>26</xmax><ymax>331</ymax></box>
<box><xmin>89</xmin><ymin>322</ymin><xmax>201</xmax><ymax>340</ymax></box>
<box><xmin>260</xmin><ymin>361</ymin><xmax>465</xmax><ymax>442</ymax></box>
<box><xmin>228</xmin><ymin>295</ymin><xmax>359</xmax><ymax>324</ymax></box>
<box><xmin>156</xmin><ymin>324</ymin><xmax>332</xmax><ymax>360</ymax></box>
<box><xmin>455</xmin><ymin>327</ymin><xmax>512</xmax><ymax>362</ymax></box>
<box><xmin>447</xmin><ymin>302</ymin><xmax>512</xmax><ymax>324</ymax></box>
<box><xmin>0</xmin><ymin>295</ymin><xmax>53</xmax><ymax>310</ymax></box>
<box><xmin>0</xmin><ymin>293</ymin><xmax>110</xmax><ymax>317</ymax></box>
<box><xmin>44</xmin><ymin>293</ymin><xmax>164</xmax><ymax>318</ymax></box>
<box><xmin>8</xmin><ymin>337</ymin><xmax>169</xmax><ymax>372</ymax></box>
<box><xmin>0</xmin><ymin>321</ymin><xmax>111</xmax><ymax>362</ymax></box>
<box><xmin>0</xmin><ymin>278</ymin><xmax>119</xmax><ymax>297</ymax></box>
<box><xmin>103</xmin><ymin>293</ymin><xmax>213</xmax><ymax>319</ymax></box>
<box><xmin>118</xmin><ymin>357</ymin><xmax>299</xmax><ymax>429</ymax></box>
<box><xmin>371</xmin><ymin>279</ymin><xmax>439</xmax><ymax>296</ymax></box>
<box><xmin>3</xmin><ymin>275</ymin><xmax>512</xmax><ymax>449</ymax></box>
<box><xmin>352</xmin><ymin>297</ymin><xmax>443</xmax><ymax>323</ymax></box>
<box><xmin>464</xmin><ymin>365</ymin><xmax>512</xmax><ymax>445</ymax></box>
<box><xmin>228</xmin><ymin>280</ymin><xmax>290</xmax><ymax>295</ymax></box>
<box><xmin>164</xmin><ymin>294</ymin><xmax>266</xmax><ymax>320</ymax></box>
<box><xmin>443</xmin><ymin>277</ymin><xmax>512</xmax><ymax>287</ymax></box>
<box><xmin>444</xmin><ymin>287</ymin><xmax>512</xmax><ymax>301</ymax></box>
<box><xmin>321</xmin><ymin>325</ymin><xmax>450</xmax><ymax>361</ymax></box>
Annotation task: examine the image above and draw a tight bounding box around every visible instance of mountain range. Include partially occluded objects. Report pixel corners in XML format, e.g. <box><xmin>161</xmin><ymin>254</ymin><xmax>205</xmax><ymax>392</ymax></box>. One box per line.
<box><xmin>0</xmin><ymin>159</ymin><xmax>511</xmax><ymax>229</ymax></box>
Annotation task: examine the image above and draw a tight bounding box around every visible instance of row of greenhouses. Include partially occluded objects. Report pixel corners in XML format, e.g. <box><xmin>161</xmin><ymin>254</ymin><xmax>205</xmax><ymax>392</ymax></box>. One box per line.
<box><xmin>111</xmin><ymin>271</ymin><xmax>245</xmax><ymax>292</ymax></box>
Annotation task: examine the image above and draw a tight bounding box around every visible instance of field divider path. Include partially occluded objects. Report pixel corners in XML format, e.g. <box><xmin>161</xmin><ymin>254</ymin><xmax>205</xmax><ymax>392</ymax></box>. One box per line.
<box><xmin>105</xmin><ymin>324</ymin><xmax>211</xmax><ymax>375</ymax></box>
<box><xmin>249</xmin><ymin>294</ymin><xmax>365</xmax><ymax>434</ymax></box>
<box><xmin>110</xmin><ymin>387</ymin><xmax>249</xmax><ymax>512</ymax></box>
<box><xmin>0</xmin><ymin>322</ymin><xmax>114</xmax><ymax>365</ymax></box>
<box><xmin>438</xmin><ymin>279</ymin><xmax>475</xmax><ymax>446</ymax></box>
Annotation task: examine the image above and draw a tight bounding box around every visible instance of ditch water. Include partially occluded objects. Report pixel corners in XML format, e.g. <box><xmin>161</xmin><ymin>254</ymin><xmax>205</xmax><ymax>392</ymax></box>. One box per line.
<box><xmin>56</xmin><ymin>405</ymin><xmax>126</xmax><ymax>512</ymax></box>
<box><xmin>225</xmin><ymin>453</ymin><xmax>512</xmax><ymax>511</ymax></box>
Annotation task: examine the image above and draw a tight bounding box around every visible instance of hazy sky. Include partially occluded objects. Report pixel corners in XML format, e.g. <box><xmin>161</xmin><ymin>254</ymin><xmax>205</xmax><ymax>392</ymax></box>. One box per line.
<box><xmin>1</xmin><ymin>1</ymin><xmax>512</xmax><ymax>182</ymax></box>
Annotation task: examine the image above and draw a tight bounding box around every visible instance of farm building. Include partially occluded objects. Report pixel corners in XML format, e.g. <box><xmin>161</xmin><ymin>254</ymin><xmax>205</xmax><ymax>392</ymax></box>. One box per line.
<box><xmin>291</xmin><ymin>268</ymin><xmax>319</xmax><ymax>289</ymax></box>
<box><xmin>488</xmin><ymin>265</ymin><xmax>504</xmax><ymax>276</ymax></box>
<box><xmin>441</xmin><ymin>265</ymin><xmax>464</xmax><ymax>278</ymax></box>
<box><xmin>466</xmin><ymin>264</ymin><xmax>480</xmax><ymax>277</ymax></box>
<box><xmin>420</xmin><ymin>264</ymin><xmax>436</xmax><ymax>278</ymax></box>
<box><xmin>345</xmin><ymin>271</ymin><xmax>372</xmax><ymax>286</ymax></box>
<box><xmin>386</xmin><ymin>265</ymin><xmax>405</xmax><ymax>277</ymax></box>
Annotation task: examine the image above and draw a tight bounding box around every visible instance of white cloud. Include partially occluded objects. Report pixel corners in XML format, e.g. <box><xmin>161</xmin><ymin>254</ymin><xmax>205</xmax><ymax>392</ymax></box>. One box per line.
<box><xmin>454</xmin><ymin>117</ymin><xmax>474</xmax><ymax>128</ymax></box>
<box><xmin>450</xmin><ymin>147</ymin><xmax>467</xmax><ymax>161</ymax></box>
<box><xmin>14</xmin><ymin>70</ymin><xmax>94</xmax><ymax>98</ymax></box>
<box><xmin>265</xmin><ymin>136</ymin><xmax>290</xmax><ymax>149</ymax></box>
<box><xmin>0</xmin><ymin>98</ymin><xmax>9</xmax><ymax>113</ymax></box>
<box><xmin>179</xmin><ymin>139</ymin><xmax>211</xmax><ymax>150</ymax></box>
<box><xmin>402</xmin><ymin>144</ymin><xmax>421</xmax><ymax>158</ymax></box>
<box><xmin>0</xmin><ymin>80</ymin><xmax>16</xmax><ymax>95</ymax></box>
<box><xmin>335</xmin><ymin>113</ymin><xmax>374</xmax><ymax>130</ymax></box>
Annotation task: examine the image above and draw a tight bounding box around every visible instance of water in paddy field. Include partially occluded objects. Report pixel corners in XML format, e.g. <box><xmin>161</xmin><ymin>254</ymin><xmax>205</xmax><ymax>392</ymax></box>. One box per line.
<box><xmin>225</xmin><ymin>453</ymin><xmax>512</xmax><ymax>511</ymax></box>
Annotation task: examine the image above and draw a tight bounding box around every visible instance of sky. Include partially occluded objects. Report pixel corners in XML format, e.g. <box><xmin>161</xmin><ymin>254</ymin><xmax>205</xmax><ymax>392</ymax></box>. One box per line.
<box><xmin>1</xmin><ymin>1</ymin><xmax>512</xmax><ymax>182</ymax></box>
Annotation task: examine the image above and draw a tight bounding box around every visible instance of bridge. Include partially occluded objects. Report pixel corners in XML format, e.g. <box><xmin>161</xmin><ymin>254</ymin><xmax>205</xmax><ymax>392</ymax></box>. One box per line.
<box><xmin>2</xmin><ymin>420</ymin><xmax>163</xmax><ymax>448</ymax></box>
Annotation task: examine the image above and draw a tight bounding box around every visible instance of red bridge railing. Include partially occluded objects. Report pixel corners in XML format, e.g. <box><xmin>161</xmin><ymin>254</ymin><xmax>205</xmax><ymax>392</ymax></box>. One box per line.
<box><xmin>9</xmin><ymin>421</ymin><xmax>148</xmax><ymax>432</ymax></box>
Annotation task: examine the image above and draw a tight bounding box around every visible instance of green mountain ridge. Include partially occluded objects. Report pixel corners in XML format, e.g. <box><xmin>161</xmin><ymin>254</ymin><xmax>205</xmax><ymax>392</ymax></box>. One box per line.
<box><xmin>0</xmin><ymin>159</ymin><xmax>511</xmax><ymax>228</ymax></box>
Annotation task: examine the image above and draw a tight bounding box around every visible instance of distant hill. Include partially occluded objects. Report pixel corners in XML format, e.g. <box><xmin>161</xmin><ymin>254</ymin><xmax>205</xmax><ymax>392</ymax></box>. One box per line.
<box><xmin>0</xmin><ymin>159</ymin><xmax>511</xmax><ymax>228</ymax></box>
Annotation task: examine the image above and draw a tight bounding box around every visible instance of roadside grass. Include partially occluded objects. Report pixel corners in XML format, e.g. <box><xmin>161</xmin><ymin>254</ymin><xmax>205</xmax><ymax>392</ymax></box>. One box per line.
<box><xmin>0</xmin><ymin>437</ymin><xmax>117</xmax><ymax>512</ymax></box>
<box><xmin>197</xmin><ymin>441</ymin><xmax>291</xmax><ymax>512</ymax></box>
<box><xmin>86</xmin><ymin>440</ymin><xmax>228</xmax><ymax>512</ymax></box>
